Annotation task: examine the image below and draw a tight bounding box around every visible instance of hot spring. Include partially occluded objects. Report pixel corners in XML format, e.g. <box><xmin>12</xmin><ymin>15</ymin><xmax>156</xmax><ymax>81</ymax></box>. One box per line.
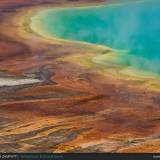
<box><xmin>31</xmin><ymin>0</ymin><xmax>160</xmax><ymax>76</ymax></box>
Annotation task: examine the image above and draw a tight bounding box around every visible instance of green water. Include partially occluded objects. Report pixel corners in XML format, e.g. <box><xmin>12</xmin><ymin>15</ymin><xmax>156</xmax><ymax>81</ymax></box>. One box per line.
<box><xmin>33</xmin><ymin>0</ymin><xmax>160</xmax><ymax>74</ymax></box>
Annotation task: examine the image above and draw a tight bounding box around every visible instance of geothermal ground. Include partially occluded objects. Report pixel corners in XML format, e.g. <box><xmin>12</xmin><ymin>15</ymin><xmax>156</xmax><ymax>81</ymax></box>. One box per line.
<box><xmin>0</xmin><ymin>0</ymin><xmax>159</xmax><ymax>153</ymax></box>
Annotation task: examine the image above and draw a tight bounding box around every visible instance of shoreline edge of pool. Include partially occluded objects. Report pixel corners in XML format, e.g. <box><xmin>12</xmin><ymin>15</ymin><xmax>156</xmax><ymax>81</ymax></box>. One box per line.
<box><xmin>30</xmin><ymin>1</ymin><xmax>160</xmax><ymax>91</ymax></box>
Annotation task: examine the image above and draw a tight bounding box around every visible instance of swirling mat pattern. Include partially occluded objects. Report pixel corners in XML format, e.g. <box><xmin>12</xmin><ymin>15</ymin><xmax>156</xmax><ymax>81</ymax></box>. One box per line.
<box><xmin>0</xmin><ymin>0</ymin><xmax>159</xmax><ymax>153</ymax></box>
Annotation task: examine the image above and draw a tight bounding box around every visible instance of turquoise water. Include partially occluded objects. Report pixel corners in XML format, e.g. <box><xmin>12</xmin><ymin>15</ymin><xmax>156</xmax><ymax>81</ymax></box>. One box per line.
<box><xmin>35</xmin><ymin>0</ymin><xmax>160</xmax><ymax>74</ymax></box>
